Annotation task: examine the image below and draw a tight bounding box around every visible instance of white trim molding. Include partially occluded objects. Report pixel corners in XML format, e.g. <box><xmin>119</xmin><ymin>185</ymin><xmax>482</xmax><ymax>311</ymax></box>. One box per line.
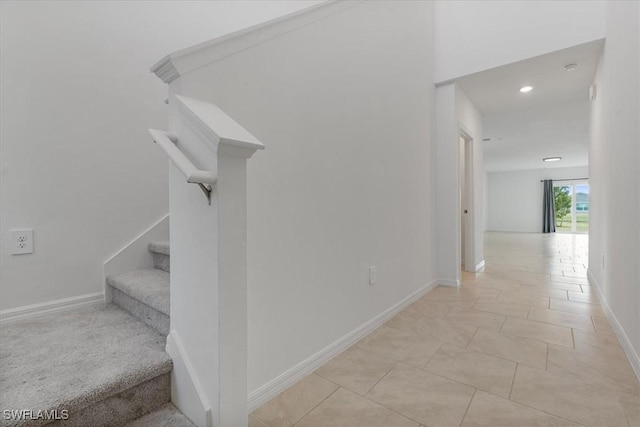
<box><xmin>174</xmin><ymin>95</ymin><xmax>264</xmax><ymax>154</ymax></box>
<box><xmin>438</xmin><ymin>278</ymin><xmax>460</xmax><ymax>287</ymax></box>
<box><xmin>166</xmin><ymin>331</ymin><xmax>213</xmax><ymax>427</ymax></box>
<box><xmin>248</xmin><ymin>279</ymin><xmax>439</xmax><ymax>411</ymax></box>
<box><xmin>103</xmin><ymin>214</ymin><xmax>169</xmax><ymax>303</ymax></box>
<box><xmin>587</xmin><ymin>269</ymin><xmax>640</xmax><ymax>381</ymax></box>
<box><xmin>0</xmin><ymin>292</ymin><xmax>104</xmax><ymax>324</ymax></box>
<box><xmin>150</xmin><ymin>0</ymin><xmax>363</xmax><ymax>83</ymax></box>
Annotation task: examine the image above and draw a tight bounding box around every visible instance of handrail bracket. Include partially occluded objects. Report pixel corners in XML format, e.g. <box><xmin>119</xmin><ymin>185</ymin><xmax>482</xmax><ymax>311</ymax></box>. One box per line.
<box><xmin>198</xmin><ymin>183</ymin><xmax>212</xmax><ymax>205</ymax></box>
<box><xmin>149</xmin><ymin>128</ymin><xmax>218</xmax><ymax>205</ymax></box>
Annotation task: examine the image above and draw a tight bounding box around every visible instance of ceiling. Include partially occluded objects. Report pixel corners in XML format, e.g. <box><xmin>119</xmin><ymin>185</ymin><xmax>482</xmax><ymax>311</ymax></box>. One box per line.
<box><xmin>456</xmin><ymin>39</ymin><xmax>603</xmax><ymax>172</ymax></box>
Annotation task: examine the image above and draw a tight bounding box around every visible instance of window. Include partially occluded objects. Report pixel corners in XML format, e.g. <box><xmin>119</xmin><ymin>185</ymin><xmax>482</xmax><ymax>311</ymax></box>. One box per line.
<box><xmin>554</xmin><ymin>181</ymin><xmax>589</xmax><ymax>233</ymax></box>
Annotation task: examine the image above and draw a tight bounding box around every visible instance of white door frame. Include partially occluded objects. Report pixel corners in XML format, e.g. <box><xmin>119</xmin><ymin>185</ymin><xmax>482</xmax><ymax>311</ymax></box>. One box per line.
<box><xmin>459</xmin><ymin>128</ymin><xmax>475</xmax><ymax>272</ymax></box>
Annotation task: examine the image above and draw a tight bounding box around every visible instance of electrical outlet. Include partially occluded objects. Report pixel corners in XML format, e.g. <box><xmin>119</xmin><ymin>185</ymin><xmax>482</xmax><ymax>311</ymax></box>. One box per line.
<box><xmin>602</xmin><ymin>253</ymin><xmax>605</xmax><ymax>269</ymax></box>
<box><xmin>10</xmin><ymin>229</ymin><xmax>34</xmax><ymax>255</ymax></box>
<box><xmin>369</xmin><ymin>266</ymin><xmax>376</xmax><ymax>285</ymax></box>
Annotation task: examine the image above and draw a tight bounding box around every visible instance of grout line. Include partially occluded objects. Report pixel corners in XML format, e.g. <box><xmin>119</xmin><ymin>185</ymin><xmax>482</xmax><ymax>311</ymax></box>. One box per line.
<box><xmin>363</xmin><ymin>360</ymin><xmax>400</xmax><ymax>397</ymax></box>
<box><xmin>521</xmin><ymin>312</ymin><xmax>593</xmax><ymax>331</ymax></box>
<box><xmin>465</xmin><ymin>328</ymin><xmax>481</xmax><ymax>348</ymax></box>
<box><xmin>571</xmin><ymin>328</ymin><xmax>576</xmax><ymax>349</ymax></box>
<box><xmin>545</xmin><ymin>344</ymin><xmax>549</xmax><ymax>370</ymax></box>
<box><xmin>421</xmin><ymin>341</ymin><xmax>444</xmax><ymax>369</ymax></box>
<box><xmin>420</xmin><ymin>365</ymin><xmax>485</xmax><ymax>394</ymax></box>
<box><xmin>499</xmin><ymin>316</ymin><xmax>507</xmax><ymax>333</ymax></box>
<box><xmin>367</xmin><ymin>399</ymin><xmax>425</xmax><ymax>426</ymax></box>
<box><xmin>498</xmin><ymin>315</ymin><xmax>508</xmax><ymax>332</ymax></box>
<box><xmin>362</xmin><ymin>363</ymin><xmax>437</xmax><ymax>426</ymax></box>
<box><xmin>459</xmin><ymin>388</ymin><xmax>477</xmax><ymax>426</ymax></box>
<box><xmin>498</xmin><ymin>325</ymin><xmax>574</xmax><ymax>349</ymax></box>
<box><xmin>508</xmin><ymin>363</ymin><xmax>519</xmax><ymax>400</ymax></box>
<box><xmin>455</xmin><ymin>334</ymin><xmax>520</xmax><ymax>366</ymax></box>
<box><xmin>291</xmin><ymin>386</ymin><xmax>341</xmax><ymax>426</ymax></box>
<box><xmin>315</xmin><ymin>374</ymin><xmax>343</xmax><ymax>390</ymax></box>
<box><xmin>511</xmin><ymin>392</ymin><xmax>593</xmax><ymax>426</ymax></box>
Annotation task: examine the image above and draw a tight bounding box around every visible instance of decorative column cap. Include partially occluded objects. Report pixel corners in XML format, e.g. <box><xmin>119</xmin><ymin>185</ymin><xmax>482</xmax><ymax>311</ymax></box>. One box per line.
<box><xmin>174</xmin><ymin>95</ymin><xmax>264</xmax><ymax>159</ymax></box>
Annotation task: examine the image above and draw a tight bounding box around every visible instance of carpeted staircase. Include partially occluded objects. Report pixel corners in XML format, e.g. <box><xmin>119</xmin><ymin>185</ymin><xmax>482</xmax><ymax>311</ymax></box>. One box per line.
<box><xmin>107</xmin><ymin>241</ymin><xmax>170</xmax><ymax>336</ymax></box>
<box><xmin>0</xmin><ymin>241</ymin><xmax>195</xmax><ymax>427</ymax></box>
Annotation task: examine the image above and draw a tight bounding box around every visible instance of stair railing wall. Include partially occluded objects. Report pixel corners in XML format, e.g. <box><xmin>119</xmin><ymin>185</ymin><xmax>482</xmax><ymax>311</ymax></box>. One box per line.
<box><xmin>156</xmin><ymin>94</ymin><xmax>263</xmax><ymax>427</ymax></box>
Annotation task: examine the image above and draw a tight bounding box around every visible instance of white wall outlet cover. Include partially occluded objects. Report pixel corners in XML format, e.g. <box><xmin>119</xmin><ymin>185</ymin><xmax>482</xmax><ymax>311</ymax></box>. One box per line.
<box><xmin>369</xmin><ymin>266</ymin><xmax>376</xmax><ymax>285</ymax></box>
<box><xmin>10</xmin><ymin>229</ymin><xmax>34</xmax><ymax>255</ymax></box>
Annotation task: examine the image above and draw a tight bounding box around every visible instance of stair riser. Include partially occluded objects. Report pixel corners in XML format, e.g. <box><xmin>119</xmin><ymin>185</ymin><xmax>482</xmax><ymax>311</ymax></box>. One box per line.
<box><xmin>46</xmin><ymin>374</ymin><xmax>171</xmax><ymax>427</ymax></box>
<box><xmin>111</xmin><ymin>287</ymin><xmax>169</xmax><ymax>336</ymax></box>
<box><xmin>151</xmin><ymin>253</ymin><xmax>170</xmax><ymax>273</ymax></box>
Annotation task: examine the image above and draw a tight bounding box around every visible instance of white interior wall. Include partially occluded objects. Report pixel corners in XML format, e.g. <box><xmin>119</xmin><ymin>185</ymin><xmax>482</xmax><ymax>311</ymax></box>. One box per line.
<box><xmin>455</xmin><ymin>87</ymin><xmax>484</xmax><ymax>270</ymax></box>
<box><xmin>589</xmin><ymin>1</ymin><xmax>640</xmax><ymax>368</ymax></box>
<box><xmin>486</xmin><ymin>166</ymin><xmax>589</xmax><ymax>233</ymax></box>
<box><xmin>0</xmin><ymin>0</ymin><xmax>321</xmax><ymax>311</ymax></box>
<box><xmin>172</xmin><ymin>0</ymin><xmax>436</xmax><ymax>392</ymax></box>
<box><xmin>433</xmin><ymin>0</ymin><xmax>606</xmax><ymax>83</ymax></box>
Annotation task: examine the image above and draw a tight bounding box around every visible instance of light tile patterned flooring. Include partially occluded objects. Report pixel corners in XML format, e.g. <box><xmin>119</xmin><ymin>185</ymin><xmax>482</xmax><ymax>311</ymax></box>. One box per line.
<box><xmin>250</xmin><ymin>232</ymin><xmax>640</xmax><ymax>427</ymax></box>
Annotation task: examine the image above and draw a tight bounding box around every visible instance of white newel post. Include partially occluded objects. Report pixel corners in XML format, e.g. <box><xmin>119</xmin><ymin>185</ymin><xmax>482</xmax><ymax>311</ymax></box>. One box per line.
<box><xmin>161</xmin><ymin>95</ymin><xmax>264</xmax><ymax>427</ymax></box>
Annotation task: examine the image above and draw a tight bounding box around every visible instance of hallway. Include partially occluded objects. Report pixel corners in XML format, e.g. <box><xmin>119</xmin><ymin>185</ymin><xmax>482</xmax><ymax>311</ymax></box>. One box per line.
<box><xmin>249</xmin><ymin>232</ymin><xmax>639</xmax><ymax>427</ymax></box>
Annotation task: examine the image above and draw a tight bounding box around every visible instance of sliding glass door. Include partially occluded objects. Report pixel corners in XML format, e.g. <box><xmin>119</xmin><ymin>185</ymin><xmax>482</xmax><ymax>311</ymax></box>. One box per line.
<box><xmin>554</xmin><ymin>181</ymin><xmax>589</xmax><ymax>233</ymax></box>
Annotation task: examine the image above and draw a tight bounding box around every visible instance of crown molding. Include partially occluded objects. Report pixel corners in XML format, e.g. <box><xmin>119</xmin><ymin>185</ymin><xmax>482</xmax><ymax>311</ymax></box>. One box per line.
<box><xmin>150</xmin><ymin>0</ymin><xmax>363</xmax><ymax>84</ymax></box>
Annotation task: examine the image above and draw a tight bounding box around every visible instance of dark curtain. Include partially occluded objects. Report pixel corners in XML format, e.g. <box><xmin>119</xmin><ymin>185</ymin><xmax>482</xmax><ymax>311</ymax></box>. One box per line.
<box><xmin>542</xmin><ymin>179</ymin><xmax>555</xmax><ymax>233</ymax></box>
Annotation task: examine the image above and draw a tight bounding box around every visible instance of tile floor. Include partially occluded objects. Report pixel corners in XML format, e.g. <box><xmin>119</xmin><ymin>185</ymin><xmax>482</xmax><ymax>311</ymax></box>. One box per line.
<box><xmin>249</xmin><ymin>232</ymin><xmax>640</xmax><ymax>427</ymax></box>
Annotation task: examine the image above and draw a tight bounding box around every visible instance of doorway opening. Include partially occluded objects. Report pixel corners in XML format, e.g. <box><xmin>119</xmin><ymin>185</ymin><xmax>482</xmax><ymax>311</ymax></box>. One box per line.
<box><xmin>460</xmin><ymin>130</ymin><xmax>473</xmax><ymax>272</ymax></box>
<box><xmin>554</xmin><ymin>180</ymin><xmax>589</xmax><ymax>233</ymax></box>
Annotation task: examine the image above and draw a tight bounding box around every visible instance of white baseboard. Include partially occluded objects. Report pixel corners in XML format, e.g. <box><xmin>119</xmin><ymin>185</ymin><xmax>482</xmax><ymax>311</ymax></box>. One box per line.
<box><xmin>587</xmin><ymin>268</ymin><xmax>640</xmax><ymax>381</ymax></box>
<box><xmin>475</xmin><ymin>260</ymin><xmax>486</xmax><ymax>272</ymax></box>
<box><xmin>166</xmin><ymin>331</ymin><xmax>213</xmax><ymax>427</ymax></box>
<box><xmin>0</xmin><ymin>292</ymin><xmax>104</xmax><ymax>324</ymax></box>
<box><xmin>248</xmin><ymin>279</ymin><xmax>439</xmax><ymax>411</ymax></box>
<box><xmin>437</xmin><ymin>278</ymin><xmax>460</xmax><ymax>287</ymax></box>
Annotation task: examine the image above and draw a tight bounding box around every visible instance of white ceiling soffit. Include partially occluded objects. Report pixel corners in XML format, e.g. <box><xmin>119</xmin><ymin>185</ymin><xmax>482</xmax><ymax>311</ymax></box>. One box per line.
<box><xmin>482</xmin><ymin>100</ymin><xmax>590</xmax><ymax>172</ymax></box>
<box><xmin>455</xmin><ymin>39</ymin><xmax>603</xmax><ymax>173</ymax></box>
<box><xmin>457</xmin><ymin>39</ymin><xmax>604</xmax><ymax>115</ymax></box>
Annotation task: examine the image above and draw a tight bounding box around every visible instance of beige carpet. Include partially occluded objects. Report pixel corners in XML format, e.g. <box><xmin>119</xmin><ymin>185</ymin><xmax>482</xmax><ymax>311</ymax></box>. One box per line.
<box><xmin>0</xmin><ymin>304</ymin><xmax>172</xmax><ymax>426</ymax></box>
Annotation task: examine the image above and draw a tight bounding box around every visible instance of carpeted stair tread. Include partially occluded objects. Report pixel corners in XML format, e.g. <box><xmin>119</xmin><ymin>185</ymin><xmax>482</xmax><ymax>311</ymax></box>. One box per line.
<box><xmin>149</xmin><ymin>241</ymin><xmax>170</xmax><ymax>273</ymax></box>
<box><xmin>147</xmin><ymin>241</ymin><xmax>170</xmax><ymax>256</ymax></box>
<box><xmin>107</xmin><ymin>268</ymin><xmax>169</xmax><ymax>316</ymax></box>
<box><xmin>125</xmin><ymin>403</ymin><xmax>196</xmax><ymax>427</ymax></box>
<box><xmin>0</xmin><ymin>304</ymin><xmax>172</xmax><ymax>426</ymax></box>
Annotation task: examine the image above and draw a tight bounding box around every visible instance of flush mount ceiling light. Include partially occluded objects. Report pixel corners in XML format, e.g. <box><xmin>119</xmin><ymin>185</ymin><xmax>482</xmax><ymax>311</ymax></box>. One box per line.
<box><xmin>565</xmin><ymin>63</ymin><xmax>578</xmax><ymax>71</ymax></box>
<box><xmin>520</xmin><ymin>86</ymin><xmax>534</xmax><ymax>93</ymax></box>
<box><xmin>543</xmin><ymin>157</ymin><xmax>562</xmax><ymax>162</ymax></box>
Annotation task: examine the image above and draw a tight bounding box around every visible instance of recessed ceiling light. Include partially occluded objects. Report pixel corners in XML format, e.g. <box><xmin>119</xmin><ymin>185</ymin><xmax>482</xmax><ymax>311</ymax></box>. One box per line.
<box><xmin>543</xmin><ymin>157</ymin><xmax>562</xmax><ymax>162</ymax></box>
<box><xmin>565</xmin><ymin>63</ymin><xmax>578</xmax><ymax>71</ymax></box>
<box><xmin>520</xmin><ymin>86</ymin><xmax>533</xmax><ymax>93</ymax></box>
